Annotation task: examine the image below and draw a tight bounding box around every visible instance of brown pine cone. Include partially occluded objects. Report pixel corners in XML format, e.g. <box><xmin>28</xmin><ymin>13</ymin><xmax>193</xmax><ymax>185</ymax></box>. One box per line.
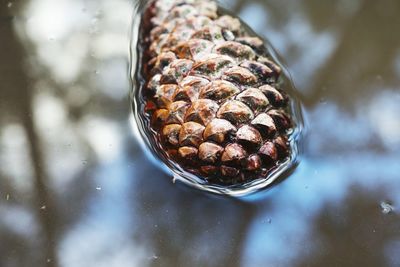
<box><xmin>138</xmin><ymin>0</ymin><xmax>296</xmax><ymax>186</ymax></box>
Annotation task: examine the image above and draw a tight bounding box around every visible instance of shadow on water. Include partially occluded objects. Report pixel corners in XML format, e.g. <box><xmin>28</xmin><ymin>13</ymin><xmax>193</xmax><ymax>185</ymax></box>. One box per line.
<box><xmin>127</xmin><ymin>162</ymin><xmax>258</xmax><ymax>267</ymax></box>
<box><xmin>296</xmin><ymin>186</ymin><xmax>400</xmax><ymax>267</ymax></box>
<box><xmin>0</xmin><ymin>0</ymin><xmax>399</xmax><ymax>267</ymax></box>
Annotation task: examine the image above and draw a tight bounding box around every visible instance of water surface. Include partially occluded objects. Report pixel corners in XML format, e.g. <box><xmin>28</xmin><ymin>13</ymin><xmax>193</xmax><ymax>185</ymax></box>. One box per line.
<box><xmin>1</xmin><ymin>0</ymin><xmax>399</xmax><ymax>266</ymax></box>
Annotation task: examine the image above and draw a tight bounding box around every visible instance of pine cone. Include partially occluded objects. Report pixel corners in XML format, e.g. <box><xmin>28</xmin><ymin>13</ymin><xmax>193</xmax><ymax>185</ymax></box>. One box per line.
<box><xmin>139</xmin><ymin>0</ymin><xmax>295</xmax><ymax>185</ymax></box>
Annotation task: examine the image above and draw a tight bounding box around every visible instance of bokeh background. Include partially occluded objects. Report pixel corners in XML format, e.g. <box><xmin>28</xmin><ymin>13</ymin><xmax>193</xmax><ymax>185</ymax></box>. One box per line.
<box><xmin>1</xmin><ymin>0</ymin><xmax>399</xmax><ymax>266</ymax></box>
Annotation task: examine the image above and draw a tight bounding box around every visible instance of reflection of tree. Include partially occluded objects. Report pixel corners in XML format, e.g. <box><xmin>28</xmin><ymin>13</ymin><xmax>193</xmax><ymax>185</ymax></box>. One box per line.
<box><xmin>0</xmin><ymin>1</ymin><xmax>108</xmax><ymax>266</ymax></box>
<box><xmin>0</xmin><ymin>2</ymin><xmax>58</xmax><ymax>266</ymax></box>
<box><xmin>296</xmin><ymin>186</ymin><xmax>400</xmax><ymax>267</ymax></box>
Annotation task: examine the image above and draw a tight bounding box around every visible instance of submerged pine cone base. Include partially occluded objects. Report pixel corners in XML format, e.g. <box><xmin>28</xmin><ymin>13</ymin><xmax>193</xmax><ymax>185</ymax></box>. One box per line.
<box><xmin>139</xmin><ymin>0</ymin><xmax>294</xmax><ymax>185</ymax></box>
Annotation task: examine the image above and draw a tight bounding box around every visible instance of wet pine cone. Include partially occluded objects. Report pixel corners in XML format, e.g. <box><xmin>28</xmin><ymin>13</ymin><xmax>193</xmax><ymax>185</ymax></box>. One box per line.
<box><xmin>139</xmin><ymin>0</ymin><xmax>294</xmax><ymax>185</ymax></box>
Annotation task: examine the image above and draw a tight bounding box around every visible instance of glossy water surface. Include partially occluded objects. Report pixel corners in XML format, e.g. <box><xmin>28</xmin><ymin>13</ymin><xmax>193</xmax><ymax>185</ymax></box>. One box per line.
<box><xmin>1</xmin><ymin>0</ymin><xmax>400</xmax><ymax>266</ymax></box>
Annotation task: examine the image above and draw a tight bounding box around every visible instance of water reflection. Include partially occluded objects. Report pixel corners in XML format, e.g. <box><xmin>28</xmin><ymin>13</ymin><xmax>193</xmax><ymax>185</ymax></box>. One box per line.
<box><xmin>242</xmin><ymin>156</ymin><xmax>400</xmax><ymax>266</ymax></box>
<box><xmin>0</xmin><ymin>0</ymin><xmax>399</xmax><ymax>267</ymax></box>
<box><xmin>236</xmin><ymin>1</ymin><xmax>338</xmax><ymax>90</ymax></box>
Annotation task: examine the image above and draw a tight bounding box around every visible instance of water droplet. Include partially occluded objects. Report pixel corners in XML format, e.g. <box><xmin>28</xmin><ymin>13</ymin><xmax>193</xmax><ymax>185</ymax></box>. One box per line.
<box><xmin>96</xmin><ymin>187</ymin><xmax>102</xmax><ymax>191</ymax></box>
<box><xmin>40</xmin><ymin>205</ymin><xmax>46</xmax><ymax>210</ymax></box>
<box><xmin>94</xmin><ymin>10</ymin><xmax>103</xmax><ymax>18</ymax></box>
<box><xmin>46</xmin><ymin>258</ymin><xmax>52</xmax><ymax>263</ymax></box>
<box><xmin>7</xmin><ymin>2</ymin><xmax>12</xmax><ymax>8</ymax></box>
<box><xmin>319</xmin><ymin>97</ymin><xmax>327</xmax><ymax>104</ymax></box>
<box><xmin>380</xmin><ymin>201</ymin><xmax>395</xmax><ymax>214</ymax></box>
<box><xmin>91</xmin><ymin>18</ymin><xmax>98</xmax><ymax>24</ymax></box>
<box><xmin>262</xmin><ymin>218</ymin><xmax>272</xmax><ymax>224</ymax></box>
<box><xmin>149</xmin><ymin>254</ymin><xmax>159</xmax><ymax>260</ymax></box>
<box><xmin>6</xmin><ymin>194</ymin><xmax>10</xmax><ymax>201</ymax></box>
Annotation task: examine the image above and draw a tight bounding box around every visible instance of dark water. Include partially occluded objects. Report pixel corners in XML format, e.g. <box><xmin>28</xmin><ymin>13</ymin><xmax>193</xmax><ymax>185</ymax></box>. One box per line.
<box><xmin>1</xmin><ymin>0</ymin><xmax>399</xmax><ymax>266</ymax></box>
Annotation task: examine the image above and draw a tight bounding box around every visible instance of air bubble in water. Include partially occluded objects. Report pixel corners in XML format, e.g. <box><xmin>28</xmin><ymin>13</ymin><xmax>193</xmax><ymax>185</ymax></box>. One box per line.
<box><xmin>380</xmin><ymin>201</ymin><xmax>395</xmax><ymax>214</ymax></box>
